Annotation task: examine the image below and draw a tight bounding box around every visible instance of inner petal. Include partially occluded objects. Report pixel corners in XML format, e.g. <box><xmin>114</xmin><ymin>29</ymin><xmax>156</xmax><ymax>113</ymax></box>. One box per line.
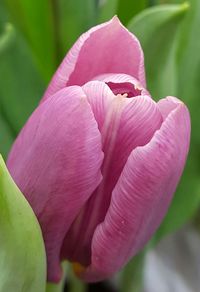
<box><xmin>106</xmin><ymin>81</ymin><xmax>142</xmax><ymax>97</ymax></box>
<box><xmin>61</xmin><ymin>81</ymin><xmax>162</xmax><ymax>267</ymax></box>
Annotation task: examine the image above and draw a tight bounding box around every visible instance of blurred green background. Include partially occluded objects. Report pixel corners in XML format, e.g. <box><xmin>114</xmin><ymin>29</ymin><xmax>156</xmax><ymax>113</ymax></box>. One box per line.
<box><xmin>0</xmin><ymin>0</ymin><xmax>200</xmax><ymax>291</ymax></box>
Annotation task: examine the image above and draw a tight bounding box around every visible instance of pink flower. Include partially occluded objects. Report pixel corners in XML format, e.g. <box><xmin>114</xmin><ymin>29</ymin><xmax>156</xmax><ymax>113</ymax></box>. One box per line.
<box><xmin>7</xmin><ymin>17</ymin><xmax>190</xmax><ymax>283</ymax></box>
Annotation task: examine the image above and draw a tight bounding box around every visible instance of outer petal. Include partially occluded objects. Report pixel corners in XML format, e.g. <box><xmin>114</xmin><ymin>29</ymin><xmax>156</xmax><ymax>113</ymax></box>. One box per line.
<box><xmin>79</xmin><ymin>97</ymin><xmax>190</xmax><ymax>282</ymax></box>
<box><xmin>61</xmin><ymin>81</ymin><xmax>162</xmax><ymax>266</ymax></box>
<box><xmin>42</xmin><ymin>17</ymin><xmax>145</xmax><ymax>102</ymax></box>
<box><xmin>7</xmin><ymin>86</ymin><xmax>103</xmax><ymax>282</ymax></box>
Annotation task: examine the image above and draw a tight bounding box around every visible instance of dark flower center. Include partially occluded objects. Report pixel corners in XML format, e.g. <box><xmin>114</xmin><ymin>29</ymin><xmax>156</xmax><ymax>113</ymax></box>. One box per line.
<box><xmin>106</xmin><ymin>81</ymin><xmax>142</xmax><ymax>97</ymax></box>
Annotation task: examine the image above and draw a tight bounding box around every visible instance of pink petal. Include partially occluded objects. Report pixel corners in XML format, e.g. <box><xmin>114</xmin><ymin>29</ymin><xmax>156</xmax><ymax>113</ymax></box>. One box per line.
<box><xmin>42</xmin><ymin>17</ymin><xmax>145</xmax><ymax>102</ymax></box>
<box><xmin>7</xmin><ymin>86</ymin><xmax>103</xmax><ymax>282</ymax></box>
<box><xmin>61</xmin><ymin>81</ymin><xmax>162</xmax><ymax>268</ymax></box>
<box><xmin>79</xmin><ymin>98</ymin><xmax>190</xmax><ymax>282</ymax></box>
<box><xmin>157</xmin><ymin>95</ymin><xmax>182</xmax><ymax>119</ymax></box>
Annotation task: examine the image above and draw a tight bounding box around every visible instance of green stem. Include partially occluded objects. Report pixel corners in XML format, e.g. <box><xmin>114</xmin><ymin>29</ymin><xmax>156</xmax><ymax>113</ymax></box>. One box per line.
<box><xmin>46</xmin><ymin>263</ymin><xmax>87</xmax><ymax>292</ymax></box>
<box><xmin>68</xmin><ymin>264</ymin><xmax>87</xmax><ymax>292</ymax></box>
<box><xmin>120</xmin><ymin>251</ymin><xmax>146</xmax><ymax>292</ymax></box>
<box><xmin>46</xmin><ymin>282</ymin><xmax>64</xmax><ymax>292</ymax></box>
<box><xmin>46</xmin><ymin>263</ymin><xmax>67</xmax><ymax>292</ymax></box>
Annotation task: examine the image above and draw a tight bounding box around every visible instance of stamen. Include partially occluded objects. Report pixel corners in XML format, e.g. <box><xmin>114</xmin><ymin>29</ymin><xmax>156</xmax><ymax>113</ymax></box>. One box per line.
<box><xmin>72</xmin><ymin>262</ymin><xmax>86</xmax><ymax>276</ymax></box>
<box><xmin>116</xmin><ymin>93</ymin><xmax>128</xmax><ymax>98</ymax></box>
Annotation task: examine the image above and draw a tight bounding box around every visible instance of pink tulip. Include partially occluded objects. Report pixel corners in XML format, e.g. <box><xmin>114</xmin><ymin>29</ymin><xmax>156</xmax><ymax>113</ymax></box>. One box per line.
<box><xmin>7</xmin><ymin>17</ymin><xmax>190</xmax><ymax>283</ymax></box>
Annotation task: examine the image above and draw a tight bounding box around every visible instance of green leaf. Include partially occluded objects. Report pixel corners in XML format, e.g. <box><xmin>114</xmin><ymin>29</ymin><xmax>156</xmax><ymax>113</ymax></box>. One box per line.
<box><xmin>0</xmin><ymin>155</ymin><xmax>46</xmax><ymax>291</ymax></box>
<box><xmin>3</xmin><ymin>0</ymin><xmax>57</xmax><ymax>81</ymax></box>
<box><xmin>0</xmin><ymin>23</ymin><xmax>45</xmax><ymax>142</ymax></box>
<box><xmin>57</xmin><ymin>0</ymin><xmax>98</xmax><ymax>55</ymax></box>
<box><xmin>128</xmin><ymin>2</ymin><xmax>189</xmax><ymax>99</ymax></box>
<box><xmin>117</xmin><ymin>0</ymin><xmax>148</xmax><ymax>24</ymax></box>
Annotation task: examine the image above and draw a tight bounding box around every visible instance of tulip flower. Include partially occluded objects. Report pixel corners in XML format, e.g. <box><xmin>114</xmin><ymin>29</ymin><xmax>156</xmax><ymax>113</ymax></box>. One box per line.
<box><xmin>7</xmin><ymin>17</ymin><xmax>190</xmax><ymax>283</ymax></box>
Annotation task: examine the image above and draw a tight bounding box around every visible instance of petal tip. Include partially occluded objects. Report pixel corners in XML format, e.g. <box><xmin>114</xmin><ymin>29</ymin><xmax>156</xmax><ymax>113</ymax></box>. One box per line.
<box><xmin>166</xmin><ymin>96</ymin><xmax>185</xmax><ymax>105</ymax></box>
<box><xmin>112</xmin><ymin>15</ymin><xmax>121</xmax><ymax>24</ymax></box>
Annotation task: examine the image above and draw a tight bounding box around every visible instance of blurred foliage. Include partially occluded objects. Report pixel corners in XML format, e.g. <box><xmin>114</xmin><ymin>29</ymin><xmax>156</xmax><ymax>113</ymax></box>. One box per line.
<box><xmin>158</xmin><ymin>0</ymin><xmax>200</xmax><ymax>238</ymax></box>
<box><xmin>0</xmin><ymin>25</ymin><xmax>44</xmax><ymax>132</ymax></box>
<box><xmin>99</xmin><ymin>0</ymin><xmax>149</xmax><ymax>24</ymax></box>
<box><xmin>117</xmin><ymin>0</ymin><xmax>148</xmax><ymax>24</ymax></box>
<box><xmin>128</xmin><ymin>2</ymin><xmax>200</xmax><ymax>240</ymax></box>
<box><xmin>0</xmin><ymin>0</ymin><xmax>200</xmax><ymax>291</ymax></box>
<box><xmin>58</xmin><ymin>0</ymin><xmax>98</xmax><ymax>55</ymax></box>
<box><xmin>3</xmin><ymin>0</ymin><xmax>57</xmax><ymax>81</ymax></box>
<box><xmin>0</xmin><ymin>24</ymin><xmax>14</xmax><ymax>157</ymax></box>
<box><xmin>0</xmin><ymin>23</ymin><xmax>45</xmax><ymax>157</ymax></box>
<box><xmin>128</xmin><ymin>0</ymin><xmax>200</xmax><ymax>242</ymax></box>
<box><xmin>98</xmin><ymin>0</ymin><xmax>118</xmax><ymax>23</ymax></box>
